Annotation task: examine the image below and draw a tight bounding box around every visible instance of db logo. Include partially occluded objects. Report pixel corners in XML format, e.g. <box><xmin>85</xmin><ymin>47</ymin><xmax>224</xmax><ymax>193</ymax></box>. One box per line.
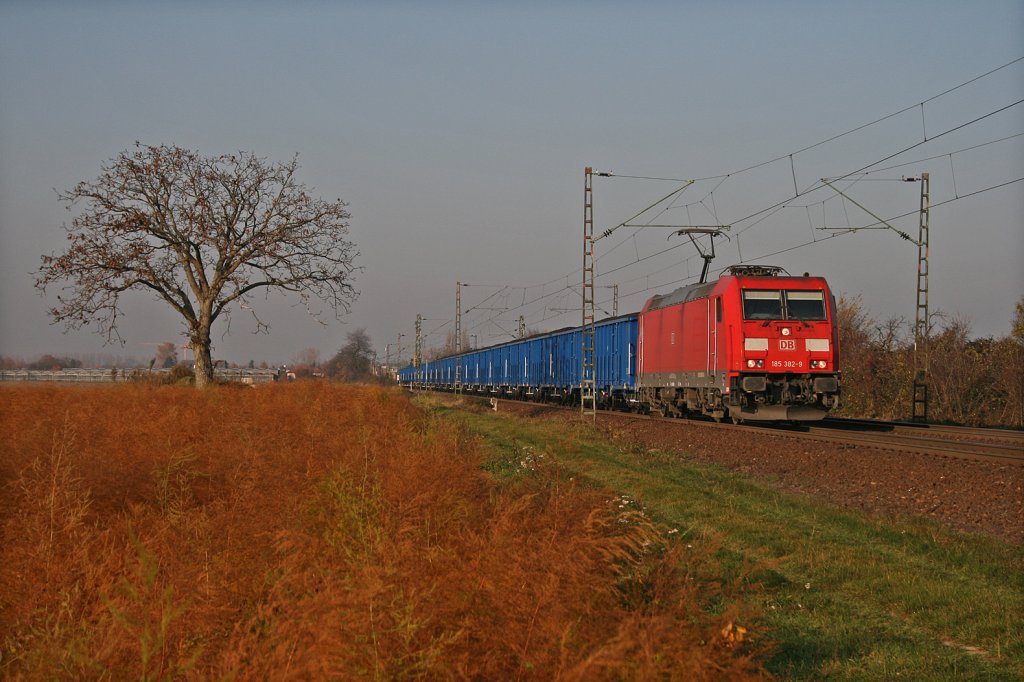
<box><xmin>779</xmin><ymin>339</ymin><xmax>797</xmax><ymax>351</ymax></box>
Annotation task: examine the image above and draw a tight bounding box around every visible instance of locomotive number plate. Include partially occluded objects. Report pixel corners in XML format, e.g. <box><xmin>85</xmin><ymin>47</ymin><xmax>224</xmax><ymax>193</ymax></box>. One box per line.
<box><xmin>779</xmin><ymin>339</ymin><xmax>797</xmax><ymax>351</ymax></box>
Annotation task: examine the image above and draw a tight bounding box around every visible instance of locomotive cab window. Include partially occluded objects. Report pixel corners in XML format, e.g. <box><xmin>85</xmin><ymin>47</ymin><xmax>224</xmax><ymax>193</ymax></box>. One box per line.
<box><xmin>785</xmin><ymin>291</ymin><xmax>827</xmax><ymax>321</ymax></box>
<box><xmin>742</xmin><ymin>290</ymin><xmax>783</xmax><ymax>320</ymax></box>
<box><xmin>742</xmin><ymin>289</ymin><xmax>827</xmax><ymax>321</ymax></box>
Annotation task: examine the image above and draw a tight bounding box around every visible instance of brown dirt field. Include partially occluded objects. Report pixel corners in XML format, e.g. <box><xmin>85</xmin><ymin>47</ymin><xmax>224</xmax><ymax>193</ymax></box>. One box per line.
<box><xmin>491</xmin><ymin>401</ymin><xmax>1024</xmax><ymax>545</ymax></box>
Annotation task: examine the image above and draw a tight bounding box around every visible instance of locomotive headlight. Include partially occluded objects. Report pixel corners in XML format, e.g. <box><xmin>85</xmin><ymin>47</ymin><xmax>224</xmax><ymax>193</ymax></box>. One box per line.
<box><xmin>747</xmin><ymin>359</ymin><xmax>765</xmax><ymax>368</ymax></box>
<box><xmin>811</xmin><ymin>360</ymin><xmax>827</xmax><ymax>369</ymax></box>
<box><xmin>781</xmin><ymin>327</ymin><xmax>791</xmax><ymax>336</ymax></box>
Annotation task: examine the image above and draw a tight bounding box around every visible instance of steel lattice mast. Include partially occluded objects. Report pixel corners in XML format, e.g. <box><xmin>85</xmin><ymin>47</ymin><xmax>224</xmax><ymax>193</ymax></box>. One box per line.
<box><xmin>912</xmin><ymin>172</ymin><xmax>931</xmax><ymax>422</ymax></box>
<box><xmin>582</xmin><ymin>167</ymin><xmax>596</xmax><ymax>420</ymax></box>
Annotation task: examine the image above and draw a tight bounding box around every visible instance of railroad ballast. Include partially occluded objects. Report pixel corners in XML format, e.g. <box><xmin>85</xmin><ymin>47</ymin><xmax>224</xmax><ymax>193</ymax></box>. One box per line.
<box><xmin>400</xmin><ymin>265</ymin><xmax>841</xmax><ymax>421</ymax></box>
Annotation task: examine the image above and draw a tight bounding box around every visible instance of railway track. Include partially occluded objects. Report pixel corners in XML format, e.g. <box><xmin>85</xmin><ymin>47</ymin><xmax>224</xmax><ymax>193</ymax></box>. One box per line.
<box><xmin>450</xmin><ymin>394</ymin><xmax>1024</xmax><ymax>466</ymax></box>
<box><xmin>751</xmin><ymin>418</ymin><xmax>1024</xmax><ymax>465</ymax></box>
<box><xmin>822</xmin><ymin>416</ymin><xmax>1024</xmax><ymax>443</ymax></box>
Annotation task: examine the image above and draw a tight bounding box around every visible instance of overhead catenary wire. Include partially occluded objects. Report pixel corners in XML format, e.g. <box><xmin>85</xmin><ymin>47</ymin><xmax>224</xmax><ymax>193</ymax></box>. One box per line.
<box><xmin>826</xmin><ymin>176</ymin><xmax>1023</xmax><ymax>233</ymax></box>
<box><xmin>705</xmin><ymin>56</ymin><xmax>1024</xmax><ymax>181</ymax></box>
<box><xmin>512</xmin><ymin>84</ymin><xmax>1023</xmax><ymax>315</ymax></box>
<box><xmin>620</xmin><ymin>175</ymin><xmax>1024</xmax><ymax>302</ymax></box>
<box><xmin>724</xmin><ymin>97</ymin><xmax>1024</xmax><ymax>241</ymax></box>
<box><xmin>585</xmin><ymin>112</ymin><xmax>1015</xmax><ymax>296</ymax></box>
<box><xmin>845</xmin><ymin>132</ymin><xmax>1024</xmax><ymax>177</ymax></box>
<box><xmin>413</xmin><ymin>58</ymin><xmax>1023</xmax><ymax>352</ymax></box>
<box><xmin>592</xmin><ymin>61</ymin><xmax>1024</xmax><ymax>243</ymax></box>
<box><xmin>593</xmin><ymin>180</ymin><xmax>695</xmax><ymax>243</ymax></box>
<box><xmin>513</xmin><ymin>173</ymin><xmax>1024</xmax><ymax>332</ymax></box>
<box><xmin>585</xmin><ymin>56</ymin><xmax>1024</xmax><ymax>221</ymax></box>
<box><xmin>473</xmin><ymin>117</ymin><xmax>1022</xmax><ymax>341</ymax></box>
<box><xmin>463</xmin><ymin>167</ymin><xmax>1021</xmax><ymax>339</ymax></box>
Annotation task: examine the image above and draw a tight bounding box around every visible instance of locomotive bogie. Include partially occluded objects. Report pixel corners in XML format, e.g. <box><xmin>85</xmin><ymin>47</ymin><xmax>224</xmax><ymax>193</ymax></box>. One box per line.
<box><xmin>725</xmin><ymin>372</ymin><xmax>839</xmax><ymax>420</ymax></box>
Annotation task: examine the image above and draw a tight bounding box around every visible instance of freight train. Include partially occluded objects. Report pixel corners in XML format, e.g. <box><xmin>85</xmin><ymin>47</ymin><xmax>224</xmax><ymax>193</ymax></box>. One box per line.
<box><xmin>399</xmin><ymin>265</ymin><xmax>841</xmax><ymax>421</ymax></box>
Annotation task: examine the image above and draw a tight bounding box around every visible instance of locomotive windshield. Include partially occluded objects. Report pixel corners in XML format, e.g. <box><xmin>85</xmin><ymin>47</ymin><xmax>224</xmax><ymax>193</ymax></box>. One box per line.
<box><xmin>742</xmin><ymin>290</ymin><xmax>783</xmax><ymax>320</ymax></box>
<box><xmin>785</xmin><ymin>291</ymin><xmax>827</xmax><ymax>320</ymax></box>
<box><xmin>742</xmin><ymin>290</ymin><xmax>827</xmax><ymax>321</ymax></box>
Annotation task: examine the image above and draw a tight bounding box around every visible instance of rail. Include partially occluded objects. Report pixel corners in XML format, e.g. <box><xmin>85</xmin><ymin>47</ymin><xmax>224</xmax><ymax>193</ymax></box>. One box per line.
<box><xmin>414</xmin><ymin>390</ymin><xmax>1024</xmax><ymax>467</ymax></box>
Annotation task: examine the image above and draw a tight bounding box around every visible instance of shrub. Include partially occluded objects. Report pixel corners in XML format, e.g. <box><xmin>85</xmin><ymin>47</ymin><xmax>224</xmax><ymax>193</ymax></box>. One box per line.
<box><xmin>0</xmin><ymin>383</ymin><xmax>769</xmax><ymax>679</ymax></box>
<box><xmin>836</xmin><ymin>295</ymin><xmax>1023</xmax><ymax>427</ymax></box>
<box><xmin>166</xmin><ymin>363</ymin><xmax>194</xmax><ymax>385</ymax></box>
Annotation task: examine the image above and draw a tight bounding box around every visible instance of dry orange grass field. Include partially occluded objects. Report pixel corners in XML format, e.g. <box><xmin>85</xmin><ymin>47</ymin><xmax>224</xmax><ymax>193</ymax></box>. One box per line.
<box><xmin>0</xmin><ymin>383</ymin><xmax>768</xmax><ymax>679</ymax></box>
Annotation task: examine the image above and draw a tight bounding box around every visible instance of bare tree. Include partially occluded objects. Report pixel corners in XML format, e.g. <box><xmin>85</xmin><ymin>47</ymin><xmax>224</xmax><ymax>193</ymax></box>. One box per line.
<box><xmin>36</xmin><ymin>144</ymin><xmax>359</xmax><ymax>387</ymax></box>
<box><xmin>325</xmin><ymin>328</ymin><xmax>375</xmax><ymax>382</ymax></box>
<box><xmin>425</xmin><ymin>328</ymin><xmax>471</xmax><ymax>361</ymax></box>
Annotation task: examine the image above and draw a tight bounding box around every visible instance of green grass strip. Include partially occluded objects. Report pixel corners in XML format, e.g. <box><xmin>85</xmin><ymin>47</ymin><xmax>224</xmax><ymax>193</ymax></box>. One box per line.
<box><xmin>433</xmin><ymin>402</ymin><xmax>1024</xmax><ymax>681</ymax></box>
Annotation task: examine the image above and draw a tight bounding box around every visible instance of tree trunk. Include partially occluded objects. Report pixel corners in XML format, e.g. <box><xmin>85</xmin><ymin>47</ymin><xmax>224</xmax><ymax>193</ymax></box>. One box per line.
<box><xmin>192</xmin><ymin>322</ymin><xmax>214</xmax><ymax>389</ymax></box>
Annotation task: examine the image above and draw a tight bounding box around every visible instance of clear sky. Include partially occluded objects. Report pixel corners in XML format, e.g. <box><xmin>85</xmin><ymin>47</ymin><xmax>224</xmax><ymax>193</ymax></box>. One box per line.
<box><xmin>1</xmin><ymin>1</ymin><xmax>1022</xmax><ymax>366</ymax></box>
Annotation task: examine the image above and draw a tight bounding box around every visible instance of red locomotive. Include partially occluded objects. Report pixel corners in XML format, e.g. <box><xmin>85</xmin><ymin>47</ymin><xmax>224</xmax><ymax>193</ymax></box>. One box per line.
<box><xmin>637</xmin><ymin>265</ymin><xmax>840</xmax><ymax>421</ymax></box>
<box><xmin>401</xmin><ymin>261</ymin><xmax>841</xmax><ymax>422</ymax></box>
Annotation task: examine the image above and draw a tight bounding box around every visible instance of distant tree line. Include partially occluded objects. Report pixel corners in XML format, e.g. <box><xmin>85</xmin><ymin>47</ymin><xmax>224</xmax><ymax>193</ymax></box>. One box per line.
<box><xmin>10</xmin><ymin>355</ymin><xmax>82</xmax><ymax>371</ymax></box>
<box><xmin>0</xmin><ymin>354</ymin><xmax>139</xmax><ymax>370</ymax></box>
<box><xmin>0</xmin><ymin>349</ymin><xmax>277</xmax><ymax>374</ymax></box>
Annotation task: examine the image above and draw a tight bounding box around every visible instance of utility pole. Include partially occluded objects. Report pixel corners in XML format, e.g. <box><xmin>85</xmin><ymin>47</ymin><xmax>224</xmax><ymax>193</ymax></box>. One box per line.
<box><xmin>518</xmin><ymin>315</ymin><xmax>526</xmax><ymax>339</ymax></box>
<box><xmin>912</xmin><ymin>172</ymin><xmax>930</xmax><ymax>422</ymax></box>
<box><xmin>581</xmin><ymin>167</ymin><xmax>597</xmax><ymax>420</ymax></box>
<box><xmin>396</xmin><ymin>333</ymin><xmax>405</xmax><ymax>368</ymax></box>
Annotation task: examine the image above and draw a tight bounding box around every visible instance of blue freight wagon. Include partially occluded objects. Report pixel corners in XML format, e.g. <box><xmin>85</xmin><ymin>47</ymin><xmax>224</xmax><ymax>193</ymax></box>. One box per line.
<box><xmin>399</xmin><ymin>315</ymin><xmax>639</xmax><ymax>408</ymax></box>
